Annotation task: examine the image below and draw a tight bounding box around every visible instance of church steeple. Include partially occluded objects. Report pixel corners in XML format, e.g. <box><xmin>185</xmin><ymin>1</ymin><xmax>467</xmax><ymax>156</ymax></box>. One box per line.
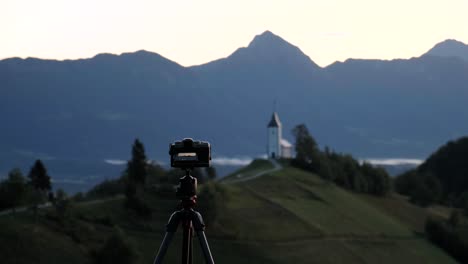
<box><xmin>267</xmin><ymin>111</ymin><xmax>282</xmax><ymax>159</ymax></box>
<box><xmin>268</xmin><ymin>112</ymin><xmax>281</xmax><ymax>127</ymax></box>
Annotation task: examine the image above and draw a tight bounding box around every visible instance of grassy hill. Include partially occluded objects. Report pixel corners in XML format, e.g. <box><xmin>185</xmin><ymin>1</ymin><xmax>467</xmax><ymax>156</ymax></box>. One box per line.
<box><xmin>0</xmin><ymin>160</ymin><xmax>456</xmax><ymax>263</ymax></box>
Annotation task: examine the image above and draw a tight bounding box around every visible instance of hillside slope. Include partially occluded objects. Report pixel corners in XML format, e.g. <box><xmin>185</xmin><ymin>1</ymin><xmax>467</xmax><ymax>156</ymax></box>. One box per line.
<box><xmin>0</xmin><ymin>164</ymin><xmax>456</xmax><ymax>264</ymax></box>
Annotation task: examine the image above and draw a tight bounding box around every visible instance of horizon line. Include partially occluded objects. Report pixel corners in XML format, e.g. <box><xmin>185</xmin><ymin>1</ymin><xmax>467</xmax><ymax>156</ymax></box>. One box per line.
<box><xmin>0</xmin><ymin>33</ymin><xmax>466</xmax><ymax>68</ymax></box>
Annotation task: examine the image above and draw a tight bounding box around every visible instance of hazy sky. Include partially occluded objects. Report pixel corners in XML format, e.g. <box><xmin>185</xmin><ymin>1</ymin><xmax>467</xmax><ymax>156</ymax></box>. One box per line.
<box><xmin>2</xmin><ymin>0</ymin><xmax>467</xmax><ymax>67</ymax></box>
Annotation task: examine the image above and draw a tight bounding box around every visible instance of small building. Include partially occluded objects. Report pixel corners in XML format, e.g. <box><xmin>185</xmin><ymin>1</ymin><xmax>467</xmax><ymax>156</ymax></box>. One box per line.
<box><xmin>267</xmin><ymin>111</ymin><xmax>292</xmax><ymax>159</ymax></box>
<box><xmin>280</xmin><ymin>139</ymin><xmax>293</xmax><ymax>159</ymax></box>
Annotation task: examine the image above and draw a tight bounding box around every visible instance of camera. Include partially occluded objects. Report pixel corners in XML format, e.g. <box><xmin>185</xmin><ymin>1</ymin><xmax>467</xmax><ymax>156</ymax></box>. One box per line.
<box><xmin>169</xmin><ymin>138</ymin><xmax>211</xmax><ymax>169</ymax></box>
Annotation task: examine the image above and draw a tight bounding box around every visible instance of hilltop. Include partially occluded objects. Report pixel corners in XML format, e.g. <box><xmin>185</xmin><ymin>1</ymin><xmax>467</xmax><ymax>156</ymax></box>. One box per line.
<box><xmin>0</xmin><ymin>161</ymin><xmax>456</xmax><ymax>263</ymax></box>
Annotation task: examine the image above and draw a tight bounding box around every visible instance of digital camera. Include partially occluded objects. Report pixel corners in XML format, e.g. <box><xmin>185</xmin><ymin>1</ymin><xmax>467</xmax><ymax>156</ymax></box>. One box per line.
<box><xmin>169</xmin><ymin>138</ymin><xmax>211</xmax><ymax>169</ymax></box>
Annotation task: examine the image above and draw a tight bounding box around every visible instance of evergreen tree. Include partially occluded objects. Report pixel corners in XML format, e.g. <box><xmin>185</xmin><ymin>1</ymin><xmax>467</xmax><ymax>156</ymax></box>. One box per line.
<box><xmin>28</xmin><ymin>160</ymin><xmax>51</xmax><ymax>192</ymax></box>
<box><xmin>127</xmin><ymin>139</ymin><xmax>147</xmax><ymax>185</ymax></box>
<box><xmin>292</xmin><ymin>124</ymin><xmax>319</xmax><ymax>168</ymax></box>
<box><xmin>0</xmin><ymin>169</ymin><xmax>27</xmax><ymax>212</ymax></box>
<box><xmin>27</xmin><ymin>160</ymin><xmax>51</xmax><ymax>219</ymax></box>
<box><xmin>124</xmin><ymin>139</ymin><xmax>151</xmax><ymax>217</ymax></box>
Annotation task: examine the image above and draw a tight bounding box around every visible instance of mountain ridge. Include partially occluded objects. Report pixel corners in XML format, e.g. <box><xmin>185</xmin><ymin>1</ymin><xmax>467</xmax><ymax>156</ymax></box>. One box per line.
<box><xmin>3</xmin><ymin>32</ymin><xmax>466</xmax><ymax>68</ymax></box>
<box><xmin>1</xmin><ymin>31</ymin><xmax>468</xmax><ymax>190</ymax></box>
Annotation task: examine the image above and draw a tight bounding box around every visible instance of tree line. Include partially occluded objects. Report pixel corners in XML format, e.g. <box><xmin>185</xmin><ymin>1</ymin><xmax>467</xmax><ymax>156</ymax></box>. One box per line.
<box><xmin>425</xmin><ymin>211</ymin><xmax>468</xmax><ymax>263</ymax></box>
<box><xmin>291</xmin><ymin>124</ymin><xmax>391</xmax><ymax>196</ymax></box>
<box><xmin>0</xmin><ymin>160</ymin><xmax>52</xmax><ymax>213</ymax></box>
<box><xmin>394</xmin><ymin>137</ymin><xmax>468</xmax><ymax>208</ymax></box>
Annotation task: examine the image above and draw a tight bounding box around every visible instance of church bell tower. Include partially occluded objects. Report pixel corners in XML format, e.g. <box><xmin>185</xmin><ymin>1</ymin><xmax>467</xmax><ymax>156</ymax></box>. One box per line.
<box><xmin>267</xmin><ymin>112</ymin><xmax>282</xmax><ymax>159</ymax></box>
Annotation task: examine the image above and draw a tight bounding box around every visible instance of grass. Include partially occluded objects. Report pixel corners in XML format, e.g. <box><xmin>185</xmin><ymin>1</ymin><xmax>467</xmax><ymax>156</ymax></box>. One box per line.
<box><xmin>0</xmin><ymin>214</ymin><xmax>90</xmax><ymax>264</ymax></box>
<box><xmin>240</xmin><ymin>168</ymin><xmax>412</xmax><ymax>237</ymax></box>
<box><xmin>0</xmin><ymin>165</ymin><xmax>457</xmax><ymax>264</ymax></box>
<box><xmin>221</xmin><ymin>159</ymin><xmax>274</xmax><ymax>182</ymax></box>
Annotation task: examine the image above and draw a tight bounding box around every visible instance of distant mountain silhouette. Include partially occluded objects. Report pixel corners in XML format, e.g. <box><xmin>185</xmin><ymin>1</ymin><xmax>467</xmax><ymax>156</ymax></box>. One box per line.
<box><xmin>424</xmin><ymin>39</ymin><xmax>468</xmax><ymax>62</ymax></box>
<box><xmin>1</xmin><ymin>32</ymin><xmax>468</xmax><ymax>183</ymax></box>
<box><xmin>194</xmin><ymin>31</ymin><xmax>320</xmax><ymax>72</ymax></box>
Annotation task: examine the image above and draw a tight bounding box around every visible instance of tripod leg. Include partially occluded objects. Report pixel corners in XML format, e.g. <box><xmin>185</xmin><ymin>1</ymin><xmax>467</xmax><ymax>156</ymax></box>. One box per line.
<box><xmin>154</xmin><ymin>211</ymin><xmax>182</xmax><ymax>264</ymax></box>
<box><xmin>190</xmin><ymin>210</ymin><xmax>215</xmax><ymax>264</ymax></box>
<box><xmin>153</xmin><ymin>232</ymin><xmax>175</xmax><ymax>264</ymax></box>
<box><xmin>182</xmin><ymin>219</ymin><xmax>191</xmax><ymax>264</ymax></box>
<box><xmin>196</xmin><ymin>230</ymin><xmax>215</xmax><ymax>264</ymax></box>
<box><xmin>189</xmin><ymin>223</ymin><xmax>193</xmax><ymax>264</ymax></box>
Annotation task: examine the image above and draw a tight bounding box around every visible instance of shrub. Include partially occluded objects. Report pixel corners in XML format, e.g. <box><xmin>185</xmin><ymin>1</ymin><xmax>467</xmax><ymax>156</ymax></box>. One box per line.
<box><xmin>93</xmin><ymin>227</ymin><xmax>139</xmax><ymax>264</ymax></box>
<box><xmin>196</xmin><ymin>182</ymin><xmax>227</xmax><ymax>225</ymax></box>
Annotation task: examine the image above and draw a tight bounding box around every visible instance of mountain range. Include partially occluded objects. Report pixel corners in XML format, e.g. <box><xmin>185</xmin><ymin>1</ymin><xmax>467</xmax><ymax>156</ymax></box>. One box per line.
<box><xmin>1</xmin><ymin>31</ymin><xmax>468</xmax><ymax>188</ymax></box>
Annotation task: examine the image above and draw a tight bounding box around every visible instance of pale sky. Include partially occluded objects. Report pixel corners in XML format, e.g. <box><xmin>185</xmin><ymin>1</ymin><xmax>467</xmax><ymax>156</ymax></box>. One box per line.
<box><xmin>1</xmin><ymin>0</ymin><xmax>467</xmax><ymax>67</ymax></box>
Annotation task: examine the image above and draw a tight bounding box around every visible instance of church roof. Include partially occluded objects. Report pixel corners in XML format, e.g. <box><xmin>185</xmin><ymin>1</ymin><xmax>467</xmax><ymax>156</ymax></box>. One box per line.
<box><xmin>268</xmin><ymin>112</ymin><xmax>282</xmax><ymax>128</ymax></box>
<box><xmin>280</xmin><ymin>139</ymin><xmax>292</xmax><ymax>148</ymax></box>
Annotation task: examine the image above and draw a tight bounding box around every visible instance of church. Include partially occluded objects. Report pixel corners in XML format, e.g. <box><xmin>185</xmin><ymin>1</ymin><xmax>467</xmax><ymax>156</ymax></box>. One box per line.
<box><xmin>267</xmin><ymin>112</ymin><xmax>293</xmax><ymax>159</ymax></box>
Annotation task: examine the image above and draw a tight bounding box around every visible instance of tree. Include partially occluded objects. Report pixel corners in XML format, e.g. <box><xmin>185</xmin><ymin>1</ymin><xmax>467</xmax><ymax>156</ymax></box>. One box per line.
<box><xmin>197</xmin><ymin>182</ymin><xmax>226</xmax><ymax>225</ymax></box>
<box><xmin>5</xmin><ymin>169</ymin><xmax>26</xmax><ymax>213</ymax></box>
<box><xmin>396</xmin><ymin>171</ymin><xmax>441</xmax><ymax>206</ymax></box>
<box><xmin>94</xmin><ymin>228</ymin><xmax>139</xmax><ymax>264</ymax></box>
<box><xmin>124</xmin><ymin>139</ymin><xmax>152</xmax><ymax>217</ymax></box>
<box><xmin>127</xmin><ymin>139</ymin><xmax>148</xmax><ymax>185</ymax></box>
<box><xmin>28</xmin><ymin>160</ymin><xmax>52</xmax><ymax>217</ymax></box>
<box><xmin>292</xmin><ymin>124</ymin><xmax>319</xmax><ymax>169</ymax></box>
<box><xmin>28</xmin><ymin>160</ymin><xmax>51</xmax><ymax>192</ymax></box>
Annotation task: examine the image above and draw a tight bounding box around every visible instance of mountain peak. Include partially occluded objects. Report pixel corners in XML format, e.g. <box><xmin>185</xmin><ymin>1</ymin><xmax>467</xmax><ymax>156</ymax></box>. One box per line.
<box><xmin>248</xmin><ymin>30</ymin><xmax>290</xmax><ymax>49</ymax></box>
<box><xmin>424</xmin><ymin>39</ymin><xmax>468</xmax><ymax>62</ymax></box>
<box><xmin>191</xmin><ymin>30</ymin><xmax>321</xmax><ymax>71</ymax></box>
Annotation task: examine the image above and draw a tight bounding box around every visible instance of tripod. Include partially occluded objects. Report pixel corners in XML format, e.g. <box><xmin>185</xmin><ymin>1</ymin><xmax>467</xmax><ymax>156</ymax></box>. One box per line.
<box><xmin>153</xmin><ymin>170</ymin><xmax>215</xmax><ymax>264</ymax></box>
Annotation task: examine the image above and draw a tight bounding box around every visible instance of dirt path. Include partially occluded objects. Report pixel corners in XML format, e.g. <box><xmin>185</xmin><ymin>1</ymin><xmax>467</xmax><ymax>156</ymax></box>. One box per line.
<box><xmin>224</xmin><ymin>159</ymin><xmax>282</xmax><ymax>184</ymax></box>
<box><xmin>0</xmin><ymin>195</ymin><xmax>124</xmax><ymax>217</ymax></box>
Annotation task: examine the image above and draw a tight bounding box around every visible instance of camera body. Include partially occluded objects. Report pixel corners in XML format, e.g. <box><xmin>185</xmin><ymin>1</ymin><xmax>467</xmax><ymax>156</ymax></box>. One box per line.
<box><xmin>169</xmin><ymin>138</ymin><xmax>211</xmax><ymax>169</ymax></box>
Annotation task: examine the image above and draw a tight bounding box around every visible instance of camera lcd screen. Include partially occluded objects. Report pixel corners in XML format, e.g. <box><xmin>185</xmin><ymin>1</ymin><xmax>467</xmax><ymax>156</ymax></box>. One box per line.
<box><xmin>175</xmin><ymin>152</ymin><xmax>198</xmax><ymax>161</ymax></box>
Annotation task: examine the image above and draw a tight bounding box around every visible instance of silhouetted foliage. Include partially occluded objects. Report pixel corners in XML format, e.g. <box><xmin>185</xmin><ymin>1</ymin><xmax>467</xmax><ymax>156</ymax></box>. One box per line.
<box><xmin>124</xmin><ymin>194</ymin><xmax>152</xmax><ymax>219</ymax></box>
<box><xmin>425</xmin><ymin>217</ymin><xmax>468</xmax><ymax>262</ymax></box>
<box><xmin>88</xmin><ymin>178</ymin><xmax>125</xmax><ymax>199</ymax></box>
<box><xmin>395</xmin><ymin>137</ymin><xmax>468</xmax><ymax>206</ymax></box>
<box><xmin>291</xmin><ymin>124</ymin><xmax>391</xmax><ymax>196</ymax></box>
<box><xmin>197</xmin><ymin>182</ymin><xmax>227</xmax><ymax>225</ymax></box>
<box><xmin>0</xmin><ymin>169</ymin><xmax>27</xmax><ymax>211</ymax></box>
<box><xmin>72</xmin><ymin>192</ymin><xmax>85</xmax><ymax>202</ymax></box>
<box><xmin>291</xmin><ymin>124</ymin><xmax>319</xmax><ymax>170</ymax></box>
<box><xmin>93</xmin><ymin>227</ymin><xmax>138</xmax><ymax>264</ymax></box>
<box><xmin>127</xmin><ymin>139</ymin><xmax>147</xmax><ymax>185</ymax></box>
<box><xmin>28</xmin><ymin>160</ymin><xmax>51</xmax><ymax>192</ymax></box>
<box><xmin>124</xmin><ymin>139</ymin><xmax>153</xmax><ymax>217</ymax></box>
<box><xmin>27</xmin><ymin>160</ymin><xmax>52</xmax><ymax>217</ymax></box>
<box><xmin>146</xmin><ymin>162</ymin><xmax>166</xmax><ymax>185</ymax></box>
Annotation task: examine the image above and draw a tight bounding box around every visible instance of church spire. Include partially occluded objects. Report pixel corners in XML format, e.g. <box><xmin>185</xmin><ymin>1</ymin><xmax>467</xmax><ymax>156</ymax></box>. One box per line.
<box><xmin>267</xmin><ymin>112</ymin><xmax>281</xmax><ymax>128</ymax></box>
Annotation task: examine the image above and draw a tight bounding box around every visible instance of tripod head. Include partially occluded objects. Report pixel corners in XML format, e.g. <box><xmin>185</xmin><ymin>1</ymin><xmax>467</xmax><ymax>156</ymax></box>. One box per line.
<box><xmin>176</xmin><ymin>169</ymin><xmax>198</xmax><ymax>209</ymax></box>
